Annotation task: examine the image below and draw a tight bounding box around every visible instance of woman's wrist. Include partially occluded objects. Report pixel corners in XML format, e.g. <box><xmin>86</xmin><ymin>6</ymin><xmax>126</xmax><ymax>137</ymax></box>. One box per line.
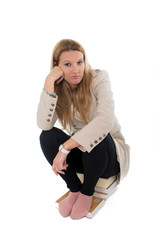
<box><xmin>63</xmin><ymin>138</ymin><xmax>80</xmax><ymax>151</ymax></box>
<box><xmin>63</xmin><ymin>143</ymin><xmax>71</xmax><ymax>151</ymax></box>
<box><xmin>59</xmin><ymin>144</ymin><xmax>71</xmax><ymax>154</ymax></box>
<box><xmin>43</xmin><ymin>88</ymin><xmax>56</xmax><ymax>97</ymax></box>
<box><xmin>44</xmin><ymin>78</ymin><xmax>55</xmax><ymax>93</ymax></box>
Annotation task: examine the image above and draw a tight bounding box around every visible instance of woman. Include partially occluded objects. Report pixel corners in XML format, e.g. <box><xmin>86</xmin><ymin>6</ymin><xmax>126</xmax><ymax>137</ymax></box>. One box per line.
<box><xmin>37</xmin><ymin>39</ymin><xmax>130</xmax><ymax>219</ymax></box>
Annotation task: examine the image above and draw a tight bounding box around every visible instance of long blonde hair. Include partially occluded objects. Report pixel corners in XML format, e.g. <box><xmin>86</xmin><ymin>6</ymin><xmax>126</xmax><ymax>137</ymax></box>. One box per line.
<box><xmin>50</xmin><ymin>39</ymin><xmax>93</xmax><ymax>131</ymax></box>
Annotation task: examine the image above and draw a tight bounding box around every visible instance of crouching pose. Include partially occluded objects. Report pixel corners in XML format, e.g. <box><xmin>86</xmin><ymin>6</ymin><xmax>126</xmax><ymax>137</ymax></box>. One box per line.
<box><xmin>37</xmin><ymin>39</ymin><xmax>130</xmax><ymax>219</ymax></box>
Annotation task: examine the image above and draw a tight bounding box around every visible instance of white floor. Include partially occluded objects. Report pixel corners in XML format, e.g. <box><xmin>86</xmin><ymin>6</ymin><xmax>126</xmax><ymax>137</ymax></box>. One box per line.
<box><xmin>0</xmin><ymin>1</ymin><xmax>160</xmax><ymax>239</ymax></box>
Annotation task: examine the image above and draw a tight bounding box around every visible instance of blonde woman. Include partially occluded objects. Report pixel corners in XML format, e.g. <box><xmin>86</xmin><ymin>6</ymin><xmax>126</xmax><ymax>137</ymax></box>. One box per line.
<box><xmin>37</xmin><ymin>39</ymin><xmax>130</xmax><ymax>219</ymax></box>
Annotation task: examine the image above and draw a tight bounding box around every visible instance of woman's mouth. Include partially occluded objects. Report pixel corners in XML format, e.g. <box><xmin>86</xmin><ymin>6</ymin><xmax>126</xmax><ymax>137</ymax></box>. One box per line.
<box><xmin>72</xmin><ymin>75</ymin><xmax>79</xmax><ymax>79</ymax></box>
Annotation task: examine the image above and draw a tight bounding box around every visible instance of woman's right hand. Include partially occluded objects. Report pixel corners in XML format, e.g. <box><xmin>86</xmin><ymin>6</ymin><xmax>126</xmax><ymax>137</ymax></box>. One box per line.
<box><xmin>44</xmin><ymin>66</ymin><xmax>64</xmax><ymax>93</ymax></box>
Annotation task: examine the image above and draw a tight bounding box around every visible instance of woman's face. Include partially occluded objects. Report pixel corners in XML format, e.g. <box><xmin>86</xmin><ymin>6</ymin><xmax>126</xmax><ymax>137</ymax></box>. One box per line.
<box><xmin>58</xmin><ymin>50</ymin><xmax>85</xmax><ymax>89</ymax></box>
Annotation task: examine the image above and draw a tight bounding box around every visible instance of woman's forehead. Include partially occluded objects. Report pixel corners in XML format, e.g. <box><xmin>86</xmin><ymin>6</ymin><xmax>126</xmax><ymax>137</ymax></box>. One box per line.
<box><xmin>60</xmin><ymin>51</ymin><xmax>83</xmax><ymax>62</ymax></box>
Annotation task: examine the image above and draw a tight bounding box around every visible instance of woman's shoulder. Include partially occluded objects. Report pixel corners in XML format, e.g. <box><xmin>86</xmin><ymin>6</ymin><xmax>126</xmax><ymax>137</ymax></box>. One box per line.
<box><xmin>90</xmin><ymin>68</ymin><xmax>110</xmax><ymax>87</ymax></box>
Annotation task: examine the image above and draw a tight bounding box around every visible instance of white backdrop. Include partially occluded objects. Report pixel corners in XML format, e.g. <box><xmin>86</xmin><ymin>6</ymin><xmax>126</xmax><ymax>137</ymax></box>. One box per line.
<box><xmin>0</xmin><ymin>0</ymin><xmax>160</xmax><ymax>239</ymax></box>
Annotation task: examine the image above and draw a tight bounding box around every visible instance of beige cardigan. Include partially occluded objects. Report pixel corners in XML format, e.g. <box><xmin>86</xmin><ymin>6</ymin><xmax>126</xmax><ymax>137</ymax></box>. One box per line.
<box><xmin>37</xmin><ymin>69</ymin><xmax>130</xmax><ymax>182</ymax></box>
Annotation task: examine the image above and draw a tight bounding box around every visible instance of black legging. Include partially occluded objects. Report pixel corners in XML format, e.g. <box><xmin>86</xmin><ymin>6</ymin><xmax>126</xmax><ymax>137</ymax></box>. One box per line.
<box><xmin>39</xmin><ymin>127</ymin><xmax>120</xmax><ymax>196</ymax></box>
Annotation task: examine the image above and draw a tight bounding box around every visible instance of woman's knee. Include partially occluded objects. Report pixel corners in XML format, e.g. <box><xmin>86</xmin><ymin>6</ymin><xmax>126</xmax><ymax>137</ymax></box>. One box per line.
<box><xmin>39</xmin><ymin>128</ymin><xmax>60</xmax><ymax>163</ymax></box>
<box><xmin>39</xmin><ymin>127</ymin><xmax>58</xmax><ymax>146</ymax></box>
<box><xmin>39</xmin><ymin>127</ymin><xmax>70</xmax><ymax>147</ymax></box>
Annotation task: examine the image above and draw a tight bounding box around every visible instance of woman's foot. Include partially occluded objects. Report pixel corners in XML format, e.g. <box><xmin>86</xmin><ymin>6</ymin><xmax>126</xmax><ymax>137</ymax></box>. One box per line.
<box><xmin>70</xmin><ymin>193</ymin><xmax>93</xmax><ymax>220</ymax></box>
<box><xmin>59</xmin><ymin>191</ymin><xmax>80</xmax><ymax>217</ymax></box>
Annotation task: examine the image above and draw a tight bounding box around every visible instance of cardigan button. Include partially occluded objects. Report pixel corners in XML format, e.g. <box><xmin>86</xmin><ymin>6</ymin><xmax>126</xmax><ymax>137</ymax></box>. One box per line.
<box><xmin>47</xmin><ymin>119</ymin><xmax>50</xmax><ymax>122</ymax></box>
<box><xmin>90</xmin><ymin>144</ymin><xmax>93</xmax><ymax>147</ymax></box>
<box><xmin>50</xmin><ymin>108</ymin><xmax>53</xmax><ymax>112</ymax></box>
<box><xmin>48</xmin><ymin>114</ymin><xmax>52</xmax><ymax>117</ymax></box>
<box><xmin>51</xmin><ymin>103</ymin><xmax>55</xmax><ymax>107</ymax></box>
<box><xmin>94</xmin><ymin>140</ymin><xmax>98</xmax><ymax>144</ymax></box>
<box><xmin>99</xmin><ymin>137</ymin><xmax>102</xmax><ymax>140</ymax></box>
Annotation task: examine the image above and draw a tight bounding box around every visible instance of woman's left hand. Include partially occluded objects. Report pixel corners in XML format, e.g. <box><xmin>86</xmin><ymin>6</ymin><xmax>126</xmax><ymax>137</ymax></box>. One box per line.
<box><xmin>52</xmin><ymin>151</ymin><xmax>68</xmax><ymax>175</ymax></box>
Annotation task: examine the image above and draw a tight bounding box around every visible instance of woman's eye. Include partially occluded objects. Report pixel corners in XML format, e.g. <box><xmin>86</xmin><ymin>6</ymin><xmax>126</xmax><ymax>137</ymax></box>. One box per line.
<box><xmin>77</xmin><ymin>60</ymin><xmax>83</xmax><ymax>65</ymax></box>
<box><xmin>64</xmin><ymin>63</ymin><xmax>71</xmax><ymax>66</ymax></box>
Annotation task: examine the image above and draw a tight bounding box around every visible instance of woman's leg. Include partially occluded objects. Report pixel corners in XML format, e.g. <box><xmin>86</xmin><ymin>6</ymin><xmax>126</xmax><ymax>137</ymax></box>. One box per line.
<box><xmin>80</xmin><ymin>133</ymin><xmax>120</xmax><ymax>196</ymax></box>
<box><xmin>40</xmin><ymin>128</ymin><xmax>120</xmax><ymax>218</ymax></box>
<box><xmin>40</xmin><ymin>128</ymin><xmax>119</xmax><ymax>195</ymax></box>
<box><xmin>39</xmin><ymin>127</ymin><xmax>82</xmax><ymax>192</ymax></box>
<box><xmin>71</xmin><ymin>133</ymin><xmax>120</xmax><ymax>219</ymax></box>
<box><xmin>39</xmin><ymin>127</ymin><xmax>85</xmax><ymax>217</ymax></box>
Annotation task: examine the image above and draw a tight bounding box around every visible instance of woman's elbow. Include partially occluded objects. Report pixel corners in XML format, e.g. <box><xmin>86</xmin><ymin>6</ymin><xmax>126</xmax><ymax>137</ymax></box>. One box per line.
<box><xmin>37</xmin><ymin>119</ymin><xmax>53</xmax><ymax>131</ymax></box>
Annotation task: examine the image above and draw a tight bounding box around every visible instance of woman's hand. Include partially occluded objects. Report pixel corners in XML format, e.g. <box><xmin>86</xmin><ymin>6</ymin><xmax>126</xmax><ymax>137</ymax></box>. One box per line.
<box><xmin>52</xmin><ymin>151</ymin><xmax>68</xmax><ymax>175</ymax></box>
<box><xmin>44</xmin><ymin>66</ymin><xmax>64</xmax><ymax>93</ymax></box>
<box><xmin>46</xmin><ymin>66</ymin><xmax>64</xmax><ymax>84</ymax></box>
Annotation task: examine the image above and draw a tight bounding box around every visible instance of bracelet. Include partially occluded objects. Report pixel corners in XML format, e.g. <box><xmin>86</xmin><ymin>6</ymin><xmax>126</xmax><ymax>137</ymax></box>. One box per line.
<box><xmin>43</xmin><ymin>88</ymin><xmax>56</xmax><ymax>97</ymax></box>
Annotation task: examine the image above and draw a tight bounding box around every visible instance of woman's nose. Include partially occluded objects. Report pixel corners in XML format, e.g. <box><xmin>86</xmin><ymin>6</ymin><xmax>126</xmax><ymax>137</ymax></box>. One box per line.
<box><xmin>72</xmin><ymin>64</ymin><xmax>80</xmax><ymax>73</ymax></box>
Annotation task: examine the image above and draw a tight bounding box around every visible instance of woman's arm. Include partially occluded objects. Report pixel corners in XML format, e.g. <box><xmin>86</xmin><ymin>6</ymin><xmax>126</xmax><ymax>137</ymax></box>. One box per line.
<box><xmin>52</xmin><ymin>138</ymin><xmax>80</xmax><ymax>175</ymax></box>
<box><xmin>37</xmin><ymin>66</ymin><xmax>64</xmax><ymax>130</ymax></box>
<box><xmin>63</xmin><ymin>138</ymin><xmax>80</xmax><ymax>151</ymax></box>
<box><xmin>71</xmin><ymin>70</ymin><xmax>115</xmax><ymax>153</ymax></box>
<box><xmin>37</xmin><ymin>90</ymin><xmax>58</xmax><ymax>130</ymax></box>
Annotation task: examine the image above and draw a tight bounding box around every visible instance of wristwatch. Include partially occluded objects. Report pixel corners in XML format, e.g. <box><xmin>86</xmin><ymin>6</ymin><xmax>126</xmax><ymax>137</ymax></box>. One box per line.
<box><xmin>59</xmin><ymin>144</ymin><xmax>71</xmax><ymax>155</ymax></box>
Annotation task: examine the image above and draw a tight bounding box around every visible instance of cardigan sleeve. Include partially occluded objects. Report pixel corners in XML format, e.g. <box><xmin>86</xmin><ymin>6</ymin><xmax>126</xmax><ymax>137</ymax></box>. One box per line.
<box><xmin>37</xmin><ymin>90</ymin><xmax>58</xmax><ymax>130</ymax></box>
<box><xmin>71</xmin><ymin>70</ymin><xmax>115</xmax><ymax>153</ymax></box>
